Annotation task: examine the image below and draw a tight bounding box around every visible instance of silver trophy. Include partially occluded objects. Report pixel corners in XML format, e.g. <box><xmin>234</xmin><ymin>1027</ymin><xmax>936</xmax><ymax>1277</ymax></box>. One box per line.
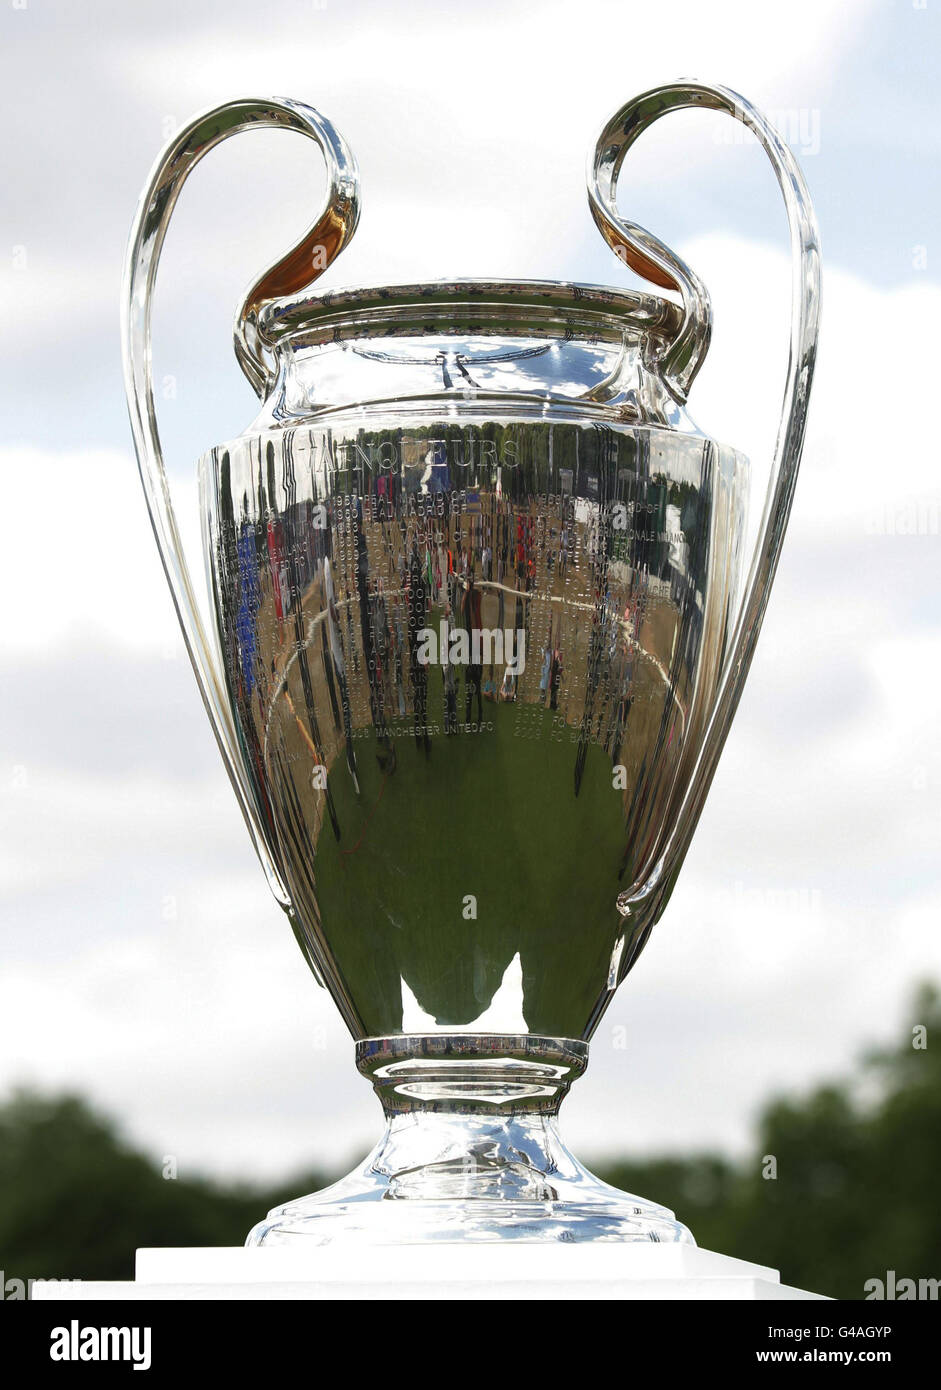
<box><xmin>123</xmin><ymin>82</ymin><xmax>819</xmax><ymax>1246</ymax></box>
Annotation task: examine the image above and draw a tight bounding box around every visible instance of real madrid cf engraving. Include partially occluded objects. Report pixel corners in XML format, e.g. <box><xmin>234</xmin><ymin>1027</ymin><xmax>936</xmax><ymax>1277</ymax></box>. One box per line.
<box><xmin>122</xmin><ymin>83</ymin><xmax>820</xmax><ymax>1245</ymax></box>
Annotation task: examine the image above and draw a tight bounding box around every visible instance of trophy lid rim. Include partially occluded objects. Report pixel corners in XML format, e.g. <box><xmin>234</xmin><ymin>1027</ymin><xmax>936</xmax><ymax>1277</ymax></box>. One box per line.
<box><xmin>259</xmin><ymin>277</ymin><xmax>683</xmax><ymax>346</ymax></box>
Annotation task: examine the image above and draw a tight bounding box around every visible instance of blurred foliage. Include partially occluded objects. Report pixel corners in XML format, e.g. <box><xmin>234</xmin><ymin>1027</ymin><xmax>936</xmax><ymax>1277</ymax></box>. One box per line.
<box><xmin>0</xmin><ymin>1094</ymin><xmax>329</xmax><ymax>1285</ymax></box>
<box><xmin>1</xmin><ymin>985</ymin><xmax>939</xmax><ymax>1299</ymax></box>
<box><xmin>598</xmin><ymin>983</ymin><xmax>941</xmax><ymax>1298</ymax></box>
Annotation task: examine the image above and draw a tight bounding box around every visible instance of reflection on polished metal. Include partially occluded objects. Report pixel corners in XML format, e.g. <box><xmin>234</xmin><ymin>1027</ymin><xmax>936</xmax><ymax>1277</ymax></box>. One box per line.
<box><xmin>123</xmin><ymin>84</ymin><xmax>820</xmax><ymax>1246</ymax></box>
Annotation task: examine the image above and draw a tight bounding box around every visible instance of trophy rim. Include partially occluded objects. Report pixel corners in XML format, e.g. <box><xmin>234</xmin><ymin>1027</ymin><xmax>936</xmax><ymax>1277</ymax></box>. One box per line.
<box><xmin>258</xmin><ymin>276</ymin><xmax>684</xmax><ymax>350</ymax></box>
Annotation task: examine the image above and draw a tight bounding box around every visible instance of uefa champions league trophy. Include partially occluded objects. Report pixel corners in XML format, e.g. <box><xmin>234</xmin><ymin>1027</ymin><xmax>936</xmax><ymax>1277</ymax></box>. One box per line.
<box><xmin>122</xmin><ymin>82</ymin><xmax>819</xmax><ymax>1246</ymax></box>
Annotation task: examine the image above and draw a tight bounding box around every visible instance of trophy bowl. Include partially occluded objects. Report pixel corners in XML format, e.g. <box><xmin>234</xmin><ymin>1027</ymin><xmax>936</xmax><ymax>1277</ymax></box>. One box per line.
<box><xmin>123</xmin><ymin>83</ymin><xmax>819</xmax><ymax>1246</ymax></box>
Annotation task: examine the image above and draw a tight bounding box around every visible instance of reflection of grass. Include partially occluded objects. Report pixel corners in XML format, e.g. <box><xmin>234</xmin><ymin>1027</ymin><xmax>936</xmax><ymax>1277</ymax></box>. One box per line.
<box><xmin>313</xmin><ymin>699</ymin><xmax>625</xmax><ymax>1038</ymax></box>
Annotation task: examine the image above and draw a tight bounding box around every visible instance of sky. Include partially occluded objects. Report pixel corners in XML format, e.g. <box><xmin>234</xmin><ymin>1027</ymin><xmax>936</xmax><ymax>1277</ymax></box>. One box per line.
<box><xmin>1</xmin><ymin>0</ymin><xmax>939</xmax><ymax>1188</ymax></box>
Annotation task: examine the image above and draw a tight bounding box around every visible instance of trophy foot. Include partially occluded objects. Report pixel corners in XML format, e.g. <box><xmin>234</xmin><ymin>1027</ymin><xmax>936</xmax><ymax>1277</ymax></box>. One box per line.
<box><xmin>246</xmin><ymin>1036</ymin><xmax>694</xmax><ymax>1248</ymax></box>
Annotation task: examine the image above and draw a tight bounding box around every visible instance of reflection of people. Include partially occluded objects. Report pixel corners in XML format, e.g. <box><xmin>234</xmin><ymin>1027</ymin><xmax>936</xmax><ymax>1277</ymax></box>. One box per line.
<box><xmin>320</xmin><ymin>620</ymin><xmax>341</xmax><ymax>730</ymax></box>
<box><xmin>407</xmin><ymin>543</ymin><xmax>431</xmax><ymax>755</ymax></box>
<box><xmin>392</xmin><ymin>603</ymin><xmax>407</xmax><ymax>718</ymax></box>
<box><xmin>441</xmin><ymin>606</ymin><xmax>458</xmax><ymax>735</ymax></box>
<box><xmin>461</xmin><ymin>578</ymin><xmax>483</xmax><ymax>728</ymax></box>
<box><xmin>420</xmin><ymin>440</ymin><xmax>452</xmax><ymax>495</ymax></box>
<box><xmin>218</xmin><ymin>469</ymin><xmax>275</xmax><ymax>837</ymax></box>
<box><xmin>496</xmin><ymin>556</ymin><xmax>505</xmax><ymax>629</ymax></box>
<box><xmin>266</xmin><ymin>512</ymin><xmax>288</xmax><ymax>630</ymax></box>
<box><xmin>549</xmin><ymin>646</ymin><xmax>563</xmax><ymax>711</ymax></box>
<box><xmin>606</xmin><ymin>649</ymin><xmax>633</xmax><ymax>765</ymax></box>
<box><xmin>324</xmin><ymin>558</ymin><xmax>359</xmax><ymax>793</ymax></box>
<box><xmin>539</xmin><ymin>645</ymin><xmax>551</xmax><ymax>703</ymax></box>
<box><xmin>236</xmin><ymin>495</ymin><xmax>261</xmax><ymax>696</ymax></box>
<box><xmin>352</xmin><ymin>502</ymin><xmax>396</xmax><ymax>776</ymax></box>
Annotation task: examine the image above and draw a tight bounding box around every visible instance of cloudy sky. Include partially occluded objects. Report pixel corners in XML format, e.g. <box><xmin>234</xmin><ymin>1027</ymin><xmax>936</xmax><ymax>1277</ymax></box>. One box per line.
<box><xmin>1</xmin><ymin>0</ymin><xmax>939</xmax><ymax>1188</ymax></box>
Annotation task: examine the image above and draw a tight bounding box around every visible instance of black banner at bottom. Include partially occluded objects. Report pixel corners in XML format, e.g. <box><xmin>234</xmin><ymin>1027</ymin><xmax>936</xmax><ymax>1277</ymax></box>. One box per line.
<box><xmin>2</xmin><ymin>1296</ymin><xmax>933</xmax><ymax>1375</ymax></box>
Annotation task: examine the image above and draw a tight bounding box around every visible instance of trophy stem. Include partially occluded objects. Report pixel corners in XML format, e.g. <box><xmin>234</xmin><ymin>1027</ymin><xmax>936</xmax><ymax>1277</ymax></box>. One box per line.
<box><xmin>246</xmin><ymin>1036</ymin><xmax>693</xmax><ymax>1246</ymax></box>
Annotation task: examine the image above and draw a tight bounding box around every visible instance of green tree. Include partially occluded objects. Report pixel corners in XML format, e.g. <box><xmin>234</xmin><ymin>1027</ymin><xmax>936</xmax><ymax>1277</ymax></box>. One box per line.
<box><xmin>1</xmin><ymin>985</ymin><xmax>939</xmax><ymax>1297</ymax></box>
<box><xmin>0</xmin><ymin>1091</ymin><xmax>329</xmax><ymax>1285</ymax></box>
<box><xmin>599</xmin><ymin>984</ymin><xmax>941</xmax><ymax>1298</ymax></box>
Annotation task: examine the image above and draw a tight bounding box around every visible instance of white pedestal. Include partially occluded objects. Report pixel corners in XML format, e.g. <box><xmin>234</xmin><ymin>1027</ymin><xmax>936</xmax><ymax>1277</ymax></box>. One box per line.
<box><xmin>31</xmin><ymin>1244</ymin><xmax>828</xmax><ymax>1300</ymax></box>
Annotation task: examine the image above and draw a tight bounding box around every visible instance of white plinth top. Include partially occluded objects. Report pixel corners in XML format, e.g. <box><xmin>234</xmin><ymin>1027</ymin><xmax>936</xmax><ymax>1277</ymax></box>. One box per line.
<box><xmin>31</xmin><ymin>1244</ymin><xmax>828</xmax><ymax>1300</ymax></box>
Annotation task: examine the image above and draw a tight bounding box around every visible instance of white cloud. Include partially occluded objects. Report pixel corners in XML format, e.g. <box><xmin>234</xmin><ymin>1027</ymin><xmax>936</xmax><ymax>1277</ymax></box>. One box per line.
<box><xmin>1</xmin><ymin>0</ymin><xmax>937</xmax><ymax>1188</ymax></box>
<box><xmin>2</xmin><ymin>235</ymin><xmax>939</xmax><ymax>1178</ymax></box>
<box><xmin>1</xmin><ymin>446</ymin><xmax>203</xmax><ymax>658</ymax></box>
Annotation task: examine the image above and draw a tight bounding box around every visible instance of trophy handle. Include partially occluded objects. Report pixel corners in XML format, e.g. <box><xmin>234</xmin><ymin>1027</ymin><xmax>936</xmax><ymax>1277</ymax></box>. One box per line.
<box><xmin>121</xmin><ymin>98</ymin><xmax>360</xmax><ymax>910</ymax></box>
<box><xmin>589</xmin><ymin>82</ymin><xmax>821</xmax><ymax>949</ymax></box>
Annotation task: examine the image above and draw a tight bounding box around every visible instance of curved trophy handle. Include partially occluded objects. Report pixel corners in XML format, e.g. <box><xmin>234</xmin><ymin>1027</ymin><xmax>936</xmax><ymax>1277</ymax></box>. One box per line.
<box><xmin>591</xmin><ymin>82</ymin><xmax>821</xmax><ymax>955</ymax></box>
<box><xmin>121</xmin><ymin>98</ymin><xmax>360</xmax><ymax>913</ymax></box>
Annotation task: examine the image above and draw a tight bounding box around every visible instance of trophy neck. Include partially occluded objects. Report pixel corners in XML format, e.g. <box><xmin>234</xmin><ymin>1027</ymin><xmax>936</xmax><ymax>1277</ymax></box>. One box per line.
<box><xmin>349</xmin><ymin>1035</ymin><xmax>608</xmax><ymax>1214</ymax></box>
<box><xmin>355</xmin><ymin>1034</ymin><xmax>588</xmax><ymax>1118</ymax></box>
<box><xmin>250</xmin><ymin>1033</ymin><xmax>690</xmax><ymax>1238</ymax></box>
<box><xmin>247</xmin><ymin>1035</ymin><xmax>693</xmax><ymax>1241</ymax></box>
<box><xmin>364</xmin><ymin>1110</ymin><xmax>581</xmax><ymax>1206</ymax></box>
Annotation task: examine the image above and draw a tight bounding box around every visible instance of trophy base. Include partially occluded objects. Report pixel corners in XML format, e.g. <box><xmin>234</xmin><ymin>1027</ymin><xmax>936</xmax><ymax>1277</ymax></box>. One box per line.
<box><xmin>247</xmin><ymin>1197</ymin><xmax>693</xmax><ymax>1250</ymax></box>
<box><xmin>246</xmin><ymin>1035</ymin><xmax>694</xmax><ymax>1248</ymax></box>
